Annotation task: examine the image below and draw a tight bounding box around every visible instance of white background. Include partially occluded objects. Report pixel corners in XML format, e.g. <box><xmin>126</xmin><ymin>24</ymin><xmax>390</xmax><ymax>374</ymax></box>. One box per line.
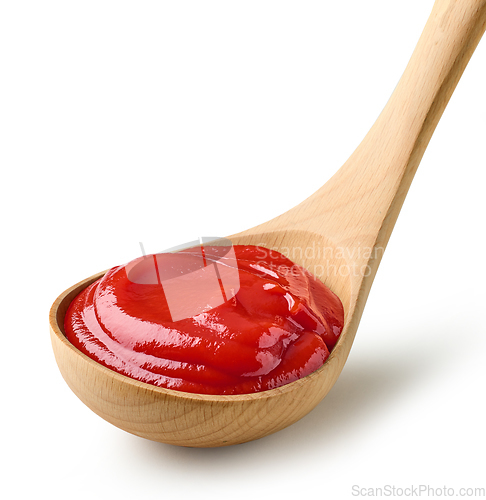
<box><xmin>1</xmin><ymin>1</ymin><xmax>485</xmax><ymax>499</ymax></box>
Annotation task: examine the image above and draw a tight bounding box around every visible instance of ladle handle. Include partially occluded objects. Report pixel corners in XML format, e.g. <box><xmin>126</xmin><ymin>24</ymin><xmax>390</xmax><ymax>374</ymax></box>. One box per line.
<box><xmin>304</xmin><ymin>0</ymin><xmax>486</xmax><ymax>253</ymax></box>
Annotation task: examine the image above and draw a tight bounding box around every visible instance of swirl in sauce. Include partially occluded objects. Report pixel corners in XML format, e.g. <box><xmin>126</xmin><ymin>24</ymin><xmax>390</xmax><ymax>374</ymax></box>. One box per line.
<box><xmin>64</xmin><ymin>245</ymin><xmax>344</xmax><ymax>395</ymax></box>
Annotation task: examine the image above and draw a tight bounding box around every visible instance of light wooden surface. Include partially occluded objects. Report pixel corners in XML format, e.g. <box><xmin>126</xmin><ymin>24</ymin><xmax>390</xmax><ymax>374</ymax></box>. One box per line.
<box><xmin>50</xmin><ymin>0</ymin><xmax>486</xmax><ymax>447</ymax></box>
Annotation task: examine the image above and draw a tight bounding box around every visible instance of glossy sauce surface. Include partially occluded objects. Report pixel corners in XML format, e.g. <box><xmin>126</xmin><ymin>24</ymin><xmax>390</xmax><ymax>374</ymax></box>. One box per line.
<box><xmin>64</xmin><ymin>245</ymin><xmax>344</xmax><ymax>395</ymax></box>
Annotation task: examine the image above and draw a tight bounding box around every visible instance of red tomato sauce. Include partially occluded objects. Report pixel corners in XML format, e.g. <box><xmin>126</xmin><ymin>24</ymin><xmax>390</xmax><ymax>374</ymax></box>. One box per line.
<box><xmin>64</xmin><ymin>245</ymin><xmax>344</xmax><ymax>395</ymax></box>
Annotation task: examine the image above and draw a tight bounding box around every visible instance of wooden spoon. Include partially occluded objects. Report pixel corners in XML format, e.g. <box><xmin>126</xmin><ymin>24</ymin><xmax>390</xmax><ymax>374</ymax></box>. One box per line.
<box><xmin>50</xmin><ymin>0</ymin><xmax>486</xmax><ymax>447</ymax></box>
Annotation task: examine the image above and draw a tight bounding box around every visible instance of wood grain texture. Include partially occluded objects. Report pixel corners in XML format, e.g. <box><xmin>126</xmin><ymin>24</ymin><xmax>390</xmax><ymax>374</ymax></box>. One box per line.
<box><xmin>50</xmin><ymin>0</ymin><xmax>486</xmax><ymax>447</ymax></box>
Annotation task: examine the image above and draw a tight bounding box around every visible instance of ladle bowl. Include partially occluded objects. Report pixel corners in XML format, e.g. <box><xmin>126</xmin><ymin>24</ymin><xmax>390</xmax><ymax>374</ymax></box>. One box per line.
<box><xmin>50</xmin><ymin>0</ymin><xmax>486</xmax><ymax>447</ymax></box>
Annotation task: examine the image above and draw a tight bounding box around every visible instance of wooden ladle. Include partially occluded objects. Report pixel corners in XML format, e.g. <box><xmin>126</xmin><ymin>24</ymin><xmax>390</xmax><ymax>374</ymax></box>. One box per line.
<box><xmin>50</xmin><ymin>0</ymin><xmax>486</xmax><ymax>447</ymax></box>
